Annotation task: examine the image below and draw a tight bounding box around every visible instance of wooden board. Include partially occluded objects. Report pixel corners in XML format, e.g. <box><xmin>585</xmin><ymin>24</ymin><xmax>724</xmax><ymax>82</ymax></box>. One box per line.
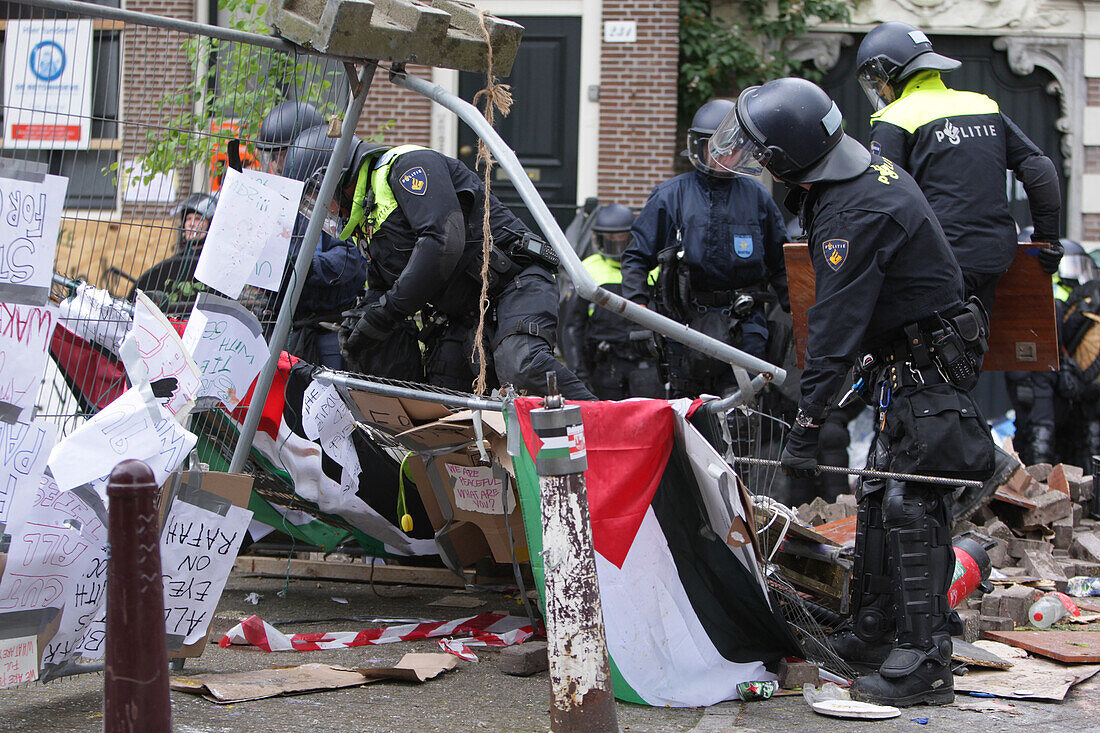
<box><xmin>235</xmin><ymin>556</ymin><xmax>475</xmax><ymax>588</ymax></box>
<box><xmin>982</xmin><ymin>630</ymin><xmax>1100</xmax><ymax>663</ymax></box>
<box><xmin>784</xmin><ymin>242</ymin><xmax>1059</xmax><ymax>371</ymax></box>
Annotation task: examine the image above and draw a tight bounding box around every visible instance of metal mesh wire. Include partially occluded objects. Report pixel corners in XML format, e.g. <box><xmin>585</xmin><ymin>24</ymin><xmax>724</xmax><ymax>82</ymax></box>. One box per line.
<box><xmin>4</xmin><ymin>1</ymin><xmax>350</xmax><ymax>435</ymax></box>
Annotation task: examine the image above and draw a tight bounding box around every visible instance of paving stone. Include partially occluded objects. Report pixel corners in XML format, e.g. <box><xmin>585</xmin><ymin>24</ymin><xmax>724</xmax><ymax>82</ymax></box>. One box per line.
<box><xmin>997</xmin><ymin>584</ymin><xmax>1041</xmax><ymax>626</ymax></box>
<box><xmin>500</xmin><ymin>641</ymin><xmax>548</xmax><ymax>676</ymax></box>
<box><xmin>1052</xmin><ymin>517</ymin><xmax>1074</xmax><ymax>550</ymax></box>
<box><xmin>778</xmin><ymin>661</ymin><xmax>820</xmax><ymax>689</ymax></box>
<box><xmin>1020</xmin><ymin>491</ymin><xmax>1072</xmax><ymax>528</ymax></box>
<box><xmin>1009</xmin><ymin>537</ymin><xmax>1050</xmax><ymax>559</ymax></box>
<box><xmin>956</xmin><ymin>609</ymin><xmax>981</xmax><ymax>643</ymax></box>
<box><xmin>1026</xmin><ymin>463</ymin><xmax>1054</xmax><ymax>482</ymax></box>
<box><xmin>1023</xmin><ymin>549</ymin><xmax>1068</xmax><ymax>590</ymax></box>
<box><xmin>1047</xmin><ymin>464</ymin><xmax>1074</xmax><ymax>496</ymax></box>
<box><xmin>984</xmin><ymin>518</ymin><xmax>1013</xmax><ymax>541</ymax></box>
<box><xmin>980</xmin><ymin>588</ymin><xmax>1005</xmax><ymax>617</ymax></box>
<box><xmin>979</xmin><ymin>615</ymin><xmax>1015</xmax><ymax>632</ymax></box>
<box><xmin>1071</xmin><ymin>531</ymin><xmax>1100</xmax><ymax>563</ymax></box>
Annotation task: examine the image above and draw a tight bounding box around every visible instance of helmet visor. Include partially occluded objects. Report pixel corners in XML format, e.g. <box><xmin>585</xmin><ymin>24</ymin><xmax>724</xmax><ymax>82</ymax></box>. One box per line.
<box><xmin>857</xmin><ymin>58</ymin><xmax>896</xmax><ymax>111</ymax></box>
<box><xmin>708</xmin><ymin>111</ymin><xmax>770</xmax><ymax>178</ymax></box>
<box><xmin>1059</xmin><ymin>253</ymin><xmax>1098</xmax><ymax>284</ymax></box>
<box><xmin>595</xmin><ymin>230</ymin><xmax>632</xmax><ymax>259</ymax></box>
<box><xmin>687</xmin><ymin>130</ymin><xmax>734</xmax><ymax>178</ymax></box>
<box><xmin>300</xmin><ymin>167</ymin><xmax>346</xmax><ymax>239</ymax></box>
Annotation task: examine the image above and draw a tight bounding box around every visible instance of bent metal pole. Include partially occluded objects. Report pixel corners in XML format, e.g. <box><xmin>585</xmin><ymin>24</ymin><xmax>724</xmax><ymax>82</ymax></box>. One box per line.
<box><xmin>529</xmin><ymin>373</ymin><xmax>618</xmax><ymax>733</ymax></box>
<box><xmin>104</xmin><ymin>460</ymin><xmax>171</xmax><ymax>733</ymax></box>
<box><xmin>228</xmin><ymin>62</ymin><xmax>376</xmax><ymax>473</ymax></box>
<box><xmin>389</xmin><ymin>67</ymin><xmax>785</xmax><ymax>387</ymax></box>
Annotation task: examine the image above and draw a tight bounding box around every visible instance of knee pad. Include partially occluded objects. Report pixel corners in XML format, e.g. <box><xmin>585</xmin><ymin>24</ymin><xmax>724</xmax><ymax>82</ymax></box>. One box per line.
<box><xmin>882</xmin><ymin>483</ymin><xmax>930</xmax><ymax>529</ymax></box>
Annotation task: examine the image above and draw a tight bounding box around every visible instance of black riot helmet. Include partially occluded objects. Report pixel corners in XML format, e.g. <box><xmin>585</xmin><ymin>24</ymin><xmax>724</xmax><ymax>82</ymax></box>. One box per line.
<box><xmin>173</xmin><ymin>192</ymin><xmax>216</xmax><ymax>221</ymax></box>
<box><xmin>591</xmin><ymin>203</ymin><xmax>635</xmax><ymax>259</ymax></box>
<box><xmin>709</xmin><ymin>77</ymin><xmax>871</xmax><ymax>185</ymax></box>
<box><xmin>281</xmin><ymin>125</ymin><xmax>337</xmax><ymax>182</ymax></box>
<box><xmin>171</xmin><ymin>192</ymin><xmax>216</xmax><ymax>251</ymax></box>
<box><xmin>856</xmin><ymin>22</ymin><xmax>960</xmax><ymax>110</ymax></box>
<box><xmin>257</xmin><ymin>101</ymin><xmax>326</xmax><ymax>151</ymax></box>
<box><xmin>687</xmin><ymin>99</ymin><xmax>736</xmax><ymax>178</ymax></box>
<box><xmin>1057</xmin><ymin>239</ymin><xmax>1097</xmax><ymax>286</ymax></box>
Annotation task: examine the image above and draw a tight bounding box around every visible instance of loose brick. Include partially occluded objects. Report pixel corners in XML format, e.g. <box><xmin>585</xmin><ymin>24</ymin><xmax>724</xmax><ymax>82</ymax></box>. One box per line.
<box><xmin>979</xmin><ymin>615</ymin><xmax>1015</xmax><ymax>632</ymax></box>
<box><xmin>1071</xmin><ymin>531</ymin><xmax>1100</xmax><ymax>563</ymax></box>
<box><xmin>1052</xmin><ymin>517</ymin><xmax>1074</xmax><ymax>550</ymax></box>
<box><xmin>1020</xmin><ymin>491</ymin><xmax>1072</xmax><ymax>528</ymax></box>
<box><xmin>1070</xmin><ymin>476</ymin><xmax>1094</xmax><ymax>504</ymax></box>
<box><xmin>1009</xmin><ymin>537</ymin><xmax>1050</xmax><ymax>559</ymax></box>
<box><xmin>987</xmin><ymin>538</ymin><xmax>1010</xmax><ymax>568</ymax></box>
<box><xmin>980</xmin><ymin>588</ymin><xmax>1005</xmax><ymax>617</ymax></box>
<box><xmin>1005</xmin><ymin>467</ymin><xmax>1035</xmax><ymax>495</ymax></box>
<box><xmin>1026</xmin><ymin>463</ymin><xmax>1054</xmax><ymax>482</ymax></box>
<box><xmin>778</xmin><ymin>661</ymin><xmax>820</xmax><ymax>689</ymax></box>
<box><xmin>1046</xmin><ymin>464</ymin><xmax>1077</xmax><ymax>496</ymax></box>
<box><xmin>998</xmin><ymin>584</ymin><xmax>1042</xmax><ymax>625</ymax></box>
<box><xmin>1023</xmin><ymin>549</ymin><xmax>1068</xmax><ymax>589</ymax></box>
<box><xmin>500</xmin><ymin>641</ymin><xmax>549</xmax><ymax>676</ymax></box>
<box><xmin>983</xmin><ymin>518</ymin><xmax>1013</xmax><ymax>541</ymax></box>
<box><xmin>836</xmin><ymin>493</ymin><xmax>857</xmax><ymax>518</ymax></box>
<box><xmin>956</xmin><ymin>609</ymin><xmax>981</xmax><ymax>643</ymax></box>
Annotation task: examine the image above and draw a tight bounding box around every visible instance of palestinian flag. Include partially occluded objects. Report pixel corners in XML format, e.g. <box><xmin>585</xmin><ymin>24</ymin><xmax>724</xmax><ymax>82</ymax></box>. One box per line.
<box><xmin>509</xmin><ymin>398</ymin><xmax>799</xmax><ymax>707</ymax></box>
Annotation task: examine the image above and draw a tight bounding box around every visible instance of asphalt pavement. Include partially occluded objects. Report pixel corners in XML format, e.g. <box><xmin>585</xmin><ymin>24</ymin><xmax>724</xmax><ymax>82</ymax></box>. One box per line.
<box><xmin>2</xmin><ymin>571</ymin><xmax>1098</xmax><ymax>732</ymax></box>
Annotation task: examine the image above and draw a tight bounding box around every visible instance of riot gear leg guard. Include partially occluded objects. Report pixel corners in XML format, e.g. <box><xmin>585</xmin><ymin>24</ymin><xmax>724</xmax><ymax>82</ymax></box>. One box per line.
<box><xmin>851</xmin><ymin>482</ymin><xmax>954</xmax><ymax>706</ymax></box>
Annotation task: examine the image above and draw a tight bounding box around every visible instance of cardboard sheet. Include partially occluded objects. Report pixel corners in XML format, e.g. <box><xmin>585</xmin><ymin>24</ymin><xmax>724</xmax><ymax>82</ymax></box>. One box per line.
<box><xmin>953</xmin><ymin>656</ymin><xmax>1099</xmax><ymax>701</ymax></box>
<box><xmin>357</xmin><ymin>652</ymin><xmax>458</xmax><ymax>682</ymax></box>
<box><xmin>952</xmin><ymin>638</ymin><xmax>1013</xmax><ymax>669</ymax></box>
<box><xmin>171</xmin><ymin>663</ymin><xmax>369</xmax><ymax>703</ymax></box>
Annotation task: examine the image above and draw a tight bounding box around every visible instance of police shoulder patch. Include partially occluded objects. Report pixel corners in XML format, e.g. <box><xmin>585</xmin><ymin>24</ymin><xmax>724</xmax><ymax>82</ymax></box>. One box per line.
<box><xmin>399</xmin><ymin>166</ymin><xmax>428</xmax><ymax>195</ymax></box>
<box><xmin>822</xmin><ymin>239</ymin><xmax>849</xmax><ymax>272</ymax></box>
<box><xmin>870</xmin><ymin>140</ymin><xmax>881</xmax><ymax>155</ymax></box>
<box><xmin>733</xmin><ymin>235</ymin><xmax>754</xmax><ymax>259</ymax></box>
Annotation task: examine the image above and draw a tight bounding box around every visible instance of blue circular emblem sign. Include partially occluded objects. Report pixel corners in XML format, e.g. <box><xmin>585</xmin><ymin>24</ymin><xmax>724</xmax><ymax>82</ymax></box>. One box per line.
<box><xmin>29</xmin><ymin>40</ymin><xmax>66</xmax><ymax>82</ymax></box>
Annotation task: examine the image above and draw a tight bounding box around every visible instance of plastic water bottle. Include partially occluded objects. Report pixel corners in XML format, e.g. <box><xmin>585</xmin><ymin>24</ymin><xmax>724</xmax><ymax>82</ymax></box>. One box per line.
<box><xmin>1065</xmin><ymin>576</ymin><xmax>1100</xmax><ymax>598</ymax></box>
<box><xmin>1028</xmin><ymin>592</ymin><xmax>1081</xmax><ymax>628</ymax></box>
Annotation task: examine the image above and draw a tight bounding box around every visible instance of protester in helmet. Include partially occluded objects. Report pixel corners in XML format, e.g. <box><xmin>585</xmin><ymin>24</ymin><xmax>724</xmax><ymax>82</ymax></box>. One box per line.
<box><xmin>621</xmin><ymin>98</ymin><xmax>790</xmax><ymax>399</ymax></box>
<box><xmin>333</xmin><ymin>139</ymin><xmax>594</xmax><ymax>399</ymax></box>
<box><xmin>131</xmin><ymin>193</ymin><xmax>217</xmax><ymax>308</ymax></box>
<box><xmin>560</xmin><ymin>204</ymin><xmax>663</xmax><ymax>400</ymax></box>
<box><xmin>255</xmin><ymin>100</ymin><xmax>326</xmax><ymax>174</ymax></box>
<box><xmin>714</xmin><ymin>77</ymin><xmax>994</xmax><ymax>706</ymax></box>
<box><xmin>855</xmin><ymin>21</ymin><xmax>1062</xmax><ymax>311</ymax></box>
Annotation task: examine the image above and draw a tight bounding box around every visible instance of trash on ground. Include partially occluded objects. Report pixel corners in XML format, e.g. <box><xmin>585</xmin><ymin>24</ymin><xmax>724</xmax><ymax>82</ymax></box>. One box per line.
<box><xmin>952</xmin><ymin>656</ymin><xmax>1100</xmax><ymax>701</ymax></box>
<box><xmin>171</xmin><ymin>663</ymin><xmax>370</xmax><ymax>704</ymax></box>
<box><xmin>952</xmin><ymin>638</ymin><xmax>1014</xmax><ymax>669</ymax></box>
<box><xmin>953</xmin><ymin>699</ymin><xmax>1021</xmax><ymax>714</ymax></box>
<box><xmin>244</xmin><ymin>593</ymin><xmax>262</xmax><ymax>605</ymax></box>
<box><xmin>428</xmin><ymin>595</ymin><xmax>488</xmax><ymax>609</ymax></box>
<box><xmin>737</xmin><ymin>680</ymin><xmax>779</xmax><ymax>701</ymax></box>
<box><xmin>801</xmin><ymin>681</ymin><xmax>851</xmax><ymax>706</ymax></box>
<box><xmin>357</xmin><ymin>652</ymin><xmax>458</xmax><ymax>682</ymax></box>
<box><xmin>810</xmin><ymin>699</ymin><xmax>901</xmax><ymax>720</ymax></box>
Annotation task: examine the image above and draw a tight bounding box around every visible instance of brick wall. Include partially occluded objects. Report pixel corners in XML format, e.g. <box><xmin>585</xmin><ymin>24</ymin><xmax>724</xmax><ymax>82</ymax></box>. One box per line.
<box><xmin>597</xmin><ymin>0</ymin><xmax>680</xmax><ymax>208</ymax></box>
<box><xmin>356</xmin><ymin>64</ymin><xmax>432</xmax><ymax>145</ymax></box>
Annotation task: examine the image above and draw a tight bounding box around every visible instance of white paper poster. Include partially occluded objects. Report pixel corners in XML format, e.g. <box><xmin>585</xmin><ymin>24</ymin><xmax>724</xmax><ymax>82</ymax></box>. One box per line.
<box><xmin>0</xmin><ymin>173</ymin><xmax>68</xmax><ymax>304</ymax></box>
<box><xmin>3</xmin><ymin>20</ymin><xmax>93</xmax><ymax>149</ymax></box>
<box><xmin>194</xmin><ymin>169</ymin><xmax>292</xmax><ymax>298</ymax></box>
<box><xmin>0</xmin><ymin>303</ymin><xmax>56</xmax><ymax>422</ymax></box>
<box><xmin>45</xmin><ymin>387</ymin><xmax>197</xmax><ymax>492</ymax></box>
<box><xmin>242</xmin><ymin>170</ymin><xmax>303</xmax><ymax>292</ymax></box>
<box><xmin>160</xmin><ymin>500</ymin><xmax>252</xmax><ymax>645</ymax></box>
<box><xmin>0</xmin><ymin>420</ymin><xmax>56</xmax><ymax>526</ymax></box>
<box><xmin>445</xmin><ymin>463</ymin><xmax>515</xmax><ymax>514</ymax></box>
<box><xmin>302</xmin><ymin>381</ymin><xmax>357</xmax><ymax>467</ymax></box>
<box><xmin>121</xmin><ymin>160</ymin><xmax>177</xmax><ymax>203</ymax></box>
<box><xmin>0</xmin><ymin>636</ymin><xmax>38</xmax><ymax>688</ymax></box>
<box><xmin>121</xmin><ymin>291</ymin><xmax>200</xmax><ymax>418</ymax></box>
<box><xmin>181</xmin><ymin>293</ymin><xmax>268</xmax><ymax>409</ymax></box>
<box><xmin>56</xmin><ymin>284</ymin><xmax>133</xmax><ymax>355</ymax></box>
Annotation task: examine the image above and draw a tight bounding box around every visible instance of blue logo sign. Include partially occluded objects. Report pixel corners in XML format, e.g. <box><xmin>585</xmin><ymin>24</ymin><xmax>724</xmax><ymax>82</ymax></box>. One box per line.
<box><xmin>29</xmin><ymin>40</ymin><xmax>66</xmax><ymax>82</ymax></box>
<box><xmin>399</xmin><ymin>166</ymin><xmax>428</xmax><ymax>196</ymax></box>
<box><xmin>733</xmin><ymin>235</ymin><xmax>754</xmax><ymax>259</ymax></box>
<box><xmin>822</xmin><ymin>239</ymin><xmax>849</xmax><ymax>271</ymax></box>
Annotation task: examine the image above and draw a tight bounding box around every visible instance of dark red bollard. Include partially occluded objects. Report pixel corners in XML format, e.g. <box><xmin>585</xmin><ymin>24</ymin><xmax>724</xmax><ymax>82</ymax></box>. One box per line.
<box><xmin>104</xmin><ymin>460</ymin><xmax>172</xmax><ymax>733</ymax></box>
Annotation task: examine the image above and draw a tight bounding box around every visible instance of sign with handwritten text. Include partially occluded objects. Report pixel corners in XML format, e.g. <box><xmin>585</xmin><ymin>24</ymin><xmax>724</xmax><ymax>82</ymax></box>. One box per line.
<box><xmin>0</xmin><ymin>475</ymin><xmax>108</xmax><ymax>671</ymax></box>
<box><xmin>0</xmin><ymin>420</ymin><xmax>55</xmax><ymax>525</ymax></box>
<box><xmin>0</xmin><ymin>302</ymin><xmax>55</xmax><ymax>423</ymax></box>
<box><xmin>181</xmin><ymin>293</ymin><xmax>268</xmax><ymax>409</ymax></box>
<box><xmin>123</xmin><ymin>291</ymin><xmax>200</xmax><ymax>417</ymax></box>
<box><xmin>46</xmin><ymin>387</ymin><xmax>197</xmax><ymax>492</ymax></box>
<box><xmin>195</xmin><ymin>168</ymin><xmax>290</xmax><ymax>298</ymax></box>
<box><xmin>444</xmin><ymin>463</ymin><xmax>515</xmax><ymax>515</ymax></box>
<box><xmin>56</xmin><ymin>283</ymin><xmax>133</xmax><ymax>355</ymax></box>
<box><xmin>0</xmin><ymin>637</ymin><xmax>38</xmax><ymax>688</ymax></box>
<box><xmin>160</xmin><ymin>499</ymin><xmax>251</xmax><ymax>645</ymax></box>
<box><xmin>241</xmin><ymin>170</ymin><xmax>302</xmax><ymax>292</ymax></box>
<box><xmin>0</xmin><ymin>173</ymin><xmax>68</xmax><ymax>305</ymax></box>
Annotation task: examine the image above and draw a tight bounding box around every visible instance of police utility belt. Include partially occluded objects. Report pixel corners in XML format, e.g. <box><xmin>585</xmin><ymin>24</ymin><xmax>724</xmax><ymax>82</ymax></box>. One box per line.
<box><xmin>867</xmin><ymin>298</ymin><xmax>989</xmax><ymax>392</ymax></box>
<box><xmin>470</xmin><ymin>230</ymin><xmax>559</xmax><ymax>293</ymax></box>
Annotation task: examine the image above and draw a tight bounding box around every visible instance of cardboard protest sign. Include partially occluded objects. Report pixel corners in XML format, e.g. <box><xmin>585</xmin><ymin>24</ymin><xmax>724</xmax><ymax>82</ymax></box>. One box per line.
<box><xmin>0</xmin><ymin>476</ymin><xmax>109</xmax><ymax>670</ymax></box>
<box><xmin>46</xmin><ymin>387</ymin><xmax>197</xmax><ymax>492</ymax></box>
<box><xmin>0</xmin><ymin>420</ymin><xmax>56</xmax><ymax>526</ymax></box>
<box><xmin>241</xmin><ymin>170</ymin><xmax>303</xmax><ymax>292</ymax></box>
<box><xmin>444</xmin><ymin>463</ymin><xmax>515</xmax><ymax>515</ymax></box>
<box><xmin>182</xmin><ymin>293</ymin><xmax>268</xmax><ymax>409</ymax></box>
<box><xmin>0</xmin><ymin>170</ymin><xmax>68</xmax><ymax>305</ymax></box>
<box><xmin>195</xmin><ymin>169</ymin><xmax>292</xmax><ymax>298</ymax></box>
<box><xmin>0</xmin><ymin>636</ymin><xmax>38</xmax><ymax>688</ymax></box>
<box><xmin>160</xmin><ymin>498</ymin><xmax>252</xmax><ymax>646</ymax></box>
<box><xmin>121</xmin><ymin>291</ymin><xmax>200</xmax><ymax>418</ymax></box>
<box><xmin>0</xmin><ymin>302</ymin><xmax>55</xmax><ymax>423</ymax></box>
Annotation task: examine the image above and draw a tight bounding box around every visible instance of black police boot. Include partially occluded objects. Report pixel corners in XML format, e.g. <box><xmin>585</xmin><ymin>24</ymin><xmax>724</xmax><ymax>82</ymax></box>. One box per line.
<box><xmin>824</xmin><ymin>492</ymin><xmax>895</xmax><ymax>670</ymax></box>
<box><xmin>953</xmin><ymin>444</ymin><xmax>1020</xmax><ymax>523</ymax></box>
<box><xmin>1026</xmin><ymin>425</ymin><xmax>1056</xmax><ymax>466</ymax></box>
<box><xmin>851</xmin><ymin>485</ymin><xmax>954</xmax><ymax>707</ymax></box>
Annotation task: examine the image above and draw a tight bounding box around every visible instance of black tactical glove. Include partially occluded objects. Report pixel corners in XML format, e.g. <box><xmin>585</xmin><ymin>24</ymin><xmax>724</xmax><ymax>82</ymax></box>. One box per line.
<box><xmin>1035</xmin><ymin>238</ymin><xmax>1063</xmax><ymax>275</ymax></box>
<box><xmin>342</xmin><ymin>300</ymin><xmax>399</xmax><ymax>355</ymax></box>
<box><xmin>781</xmin><ymin>419</ymin><xmax>821</xmax><ymax>479</ymax></box>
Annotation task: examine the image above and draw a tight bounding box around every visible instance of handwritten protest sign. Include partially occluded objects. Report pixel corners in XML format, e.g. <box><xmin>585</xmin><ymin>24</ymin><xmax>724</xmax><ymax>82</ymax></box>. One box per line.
<box><xmin>121</xmin><ymin>291</ymin><xmax>200</xmax><ymax>418</ymax></box>
<box><xmin>445</xmin><ymin>464</ymin><xmax>515</xmax><ymax>514</ymax></box>
<box><xmin>195</xmin><ymin>169</ymin><xmax>291</xmax><ymax>298</ymax></box>
<box><xmin>55</xmin><ymin>283</ymin><xmax>133</xmax><ymax>355</ymax></box>
<box><xmin>0</xmin><ymin>171</ymin><xmax>68</xmax><ymax>305</ymax></box>
<box><xmin>46</xmin><ymin>387</ymin><xmax>197</xmax><ymax>492</ymax></box>
<box><xmin>0</xmin><ymin>302</ymin><xmax>55</xmax><ymax>423</ymax></box>
<box><xmin>0</xmin><ymin>476</ymin><xmax>109</xmax><ymax>671</ymax></box>
<box><xmin>241</xmin><ymin>170</ymin><xmax>302</xmax><ymax>292</ymax></box>
<box><xmin>0</xmin><ymin>420</ymin><xmax>55</xmax><ymax>526</ymax></box>
<box><xmin>181</xmin><ymin>293</ymin><xmax>268</xmax><ymax>409</ymax></box>
<box><xmin>302</xmin><ymin>381</ymin><xmax>358</xmax><ymax>468</ymax></box>
<box><xmin>0</xmin><ymin>637</ymin><xmax>38</xmax><ymax>688</ymax></box>
<box><xmin>160</xmin><ymin>499</ymin><xmax>251</xmax><ymax>645</ymax></box>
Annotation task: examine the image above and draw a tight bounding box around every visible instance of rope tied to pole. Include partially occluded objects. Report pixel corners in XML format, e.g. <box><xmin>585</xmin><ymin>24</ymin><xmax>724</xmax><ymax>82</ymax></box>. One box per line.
<box><xmin>471</xmin><ymin>10</ymin><xmax>512</xmax><ymax>395</ymax></box>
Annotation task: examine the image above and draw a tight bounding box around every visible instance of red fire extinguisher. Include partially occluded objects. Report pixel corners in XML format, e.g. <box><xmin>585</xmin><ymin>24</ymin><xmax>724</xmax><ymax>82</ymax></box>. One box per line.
<box><xmin>949</xmin><ymin>535</ymin><xmax>995</xmax><ymax>608</ymax></box>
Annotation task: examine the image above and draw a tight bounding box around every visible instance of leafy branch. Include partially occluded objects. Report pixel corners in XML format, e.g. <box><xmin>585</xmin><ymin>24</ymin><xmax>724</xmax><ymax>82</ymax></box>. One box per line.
<box><xmin>679</xmin><ymin>0</ymin><xmax>854</xmax><ymax>124</ymax></box>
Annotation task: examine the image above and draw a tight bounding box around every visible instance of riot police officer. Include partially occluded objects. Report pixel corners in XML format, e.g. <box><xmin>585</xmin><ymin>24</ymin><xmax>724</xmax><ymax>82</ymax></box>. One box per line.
<box><xmin>560</xmin><ymin>204</ymin><xmax>664</xmax><ymax>399</ymax></box>
<box><xmin>621</xmin><ymin>99</ymin><xmax>790</xmax><ymax>398</ymax></box>
<box><xmin>711</xmin><ymin>77</ymin><xmax>995</xmax><ymax>706</ymax></box>
<box><xmin>256</xmin><ymin>100</ymin><xmax>326</xmax><ymax>174</ymax></box>
<box><xmin>856</xmin><ymin>22</ymin><xmax>1063</xmax><ymax>309</ymax></box>
<box><xmin>336</xmin><ymin>141</ymin><xmax>595</xmax><ymax>400</ymax></box>
<box><xmin>131</xmin><ymin>193</ymin><xmax>217</xmax><ymax>309</ymax></box>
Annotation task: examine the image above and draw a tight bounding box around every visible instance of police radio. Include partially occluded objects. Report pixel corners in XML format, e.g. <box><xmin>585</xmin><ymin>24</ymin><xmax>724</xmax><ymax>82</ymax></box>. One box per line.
<box><xmin>930</xmin><ymin>326</ymin><xmax>976</xmax><ymax>388</ymax></box>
